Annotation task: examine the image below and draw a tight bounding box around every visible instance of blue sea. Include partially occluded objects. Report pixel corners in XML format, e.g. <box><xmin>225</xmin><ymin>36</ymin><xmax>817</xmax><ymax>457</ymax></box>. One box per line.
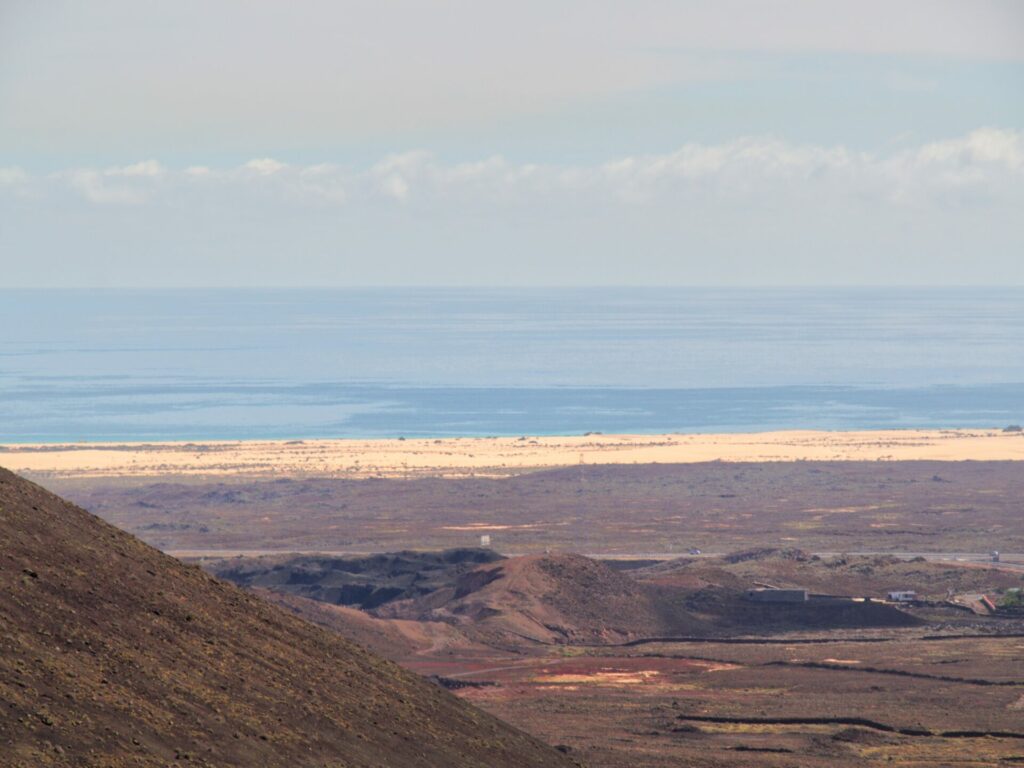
<box><xmin>1</xmin><ymin>288</ymin><xmax>1022</xmax><ymax>442</ymax></box>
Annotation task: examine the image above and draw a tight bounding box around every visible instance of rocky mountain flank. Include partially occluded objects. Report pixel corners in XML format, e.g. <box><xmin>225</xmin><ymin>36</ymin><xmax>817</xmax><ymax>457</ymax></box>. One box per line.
<box><xmin>0</xmin><ymin>468</ymin><xmax>575</xmax><ymax>768</ymax></box>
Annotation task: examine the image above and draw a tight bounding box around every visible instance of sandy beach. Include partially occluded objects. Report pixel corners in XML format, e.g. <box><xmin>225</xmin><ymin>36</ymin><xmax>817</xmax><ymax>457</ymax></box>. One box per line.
<box><xmin>3</xmin><ymin>429</ymin><xmax>1022</xmax><ymax>479</ymax></box>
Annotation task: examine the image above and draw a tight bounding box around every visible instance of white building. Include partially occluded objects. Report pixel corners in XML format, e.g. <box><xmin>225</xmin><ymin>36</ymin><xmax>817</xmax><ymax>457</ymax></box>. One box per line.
<box><xmin>888</xmin><ymin>590</ymin><xmax>917</xmax><ymax>602</ymax></box>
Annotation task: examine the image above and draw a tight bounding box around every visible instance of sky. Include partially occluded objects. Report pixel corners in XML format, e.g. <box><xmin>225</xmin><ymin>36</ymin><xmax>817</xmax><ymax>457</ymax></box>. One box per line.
<box><xmin>1</xmin><ymin>0</ymin><xmax>1022</xmax><ymax>287</ymax></box>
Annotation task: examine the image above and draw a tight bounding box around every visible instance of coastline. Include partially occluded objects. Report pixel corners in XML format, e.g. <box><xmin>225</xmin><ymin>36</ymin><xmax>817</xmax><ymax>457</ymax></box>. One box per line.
<box><xmin>3</xmin><ymin>428</ymin><xmax>1023</xmax><ymax>479</ymax></box>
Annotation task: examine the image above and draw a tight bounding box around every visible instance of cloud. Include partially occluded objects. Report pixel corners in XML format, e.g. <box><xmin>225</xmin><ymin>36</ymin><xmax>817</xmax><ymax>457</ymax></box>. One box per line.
<box><xmin>0</xmin><ymin>167</ymin><xmax>29</xmax><ymax>186</ymax></box>
<box><xmin>49</xmin><ymin>160</ymin><xmax>165</xmax><ymax>204</ymax></box>
<box><xmin>915</xmin><ymin>128</ymin><xmax>1023</xmax><ymax>170</ymax></box>
<box><xmin>3</xmin><ymin>129</ymin><xmax>1022</xmax><ymax>288</ymax></box>
<box><xmin>243</xmin><ymin>158</ymin><xmax>288</xmax><ymax>175</ymax></box>
<box><xmin>878</xmin><ymin>128</ymin><xmax>1024</xmax><ymax>202</ymax></box>
<box><xmin>62</xmin><ymin>170</ymin><xmax>148</xmax><ymax>205</ymax></box>
<box><xmin>20</xmin><ymin>128</ymin><xmax>1021</xmax><ymax>211</ymax></box>
<box><xmin>107</xmin><ymin>160</ymin><xmax>165</xmax><ymax>178</ymax></box>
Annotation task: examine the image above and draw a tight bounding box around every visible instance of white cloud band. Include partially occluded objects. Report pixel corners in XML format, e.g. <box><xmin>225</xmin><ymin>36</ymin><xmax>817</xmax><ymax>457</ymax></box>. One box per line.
<box><xmin>4</xmin><ymin>129</ymin><xmax>1017</xmax><ymax>210</ymax></box>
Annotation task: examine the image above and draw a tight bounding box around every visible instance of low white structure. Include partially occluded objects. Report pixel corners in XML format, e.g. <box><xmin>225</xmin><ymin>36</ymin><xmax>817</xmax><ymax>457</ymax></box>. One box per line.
<box><xmin>479</xmin><ymin>534</ymin><xmax>491</xmax><ymax>547</ymax></box>
<box><xmin>888</xmin><ymin>590</ymin><xmax>917</xmax><ymax>602</ymax></box>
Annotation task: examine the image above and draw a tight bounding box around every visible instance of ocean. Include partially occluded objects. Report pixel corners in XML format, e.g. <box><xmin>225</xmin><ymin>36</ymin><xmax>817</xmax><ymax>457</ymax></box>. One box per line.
<box><xmin>1</xmin><ymin>287</ymin><xmax>1022</xmax><ymax>442</ymax></box>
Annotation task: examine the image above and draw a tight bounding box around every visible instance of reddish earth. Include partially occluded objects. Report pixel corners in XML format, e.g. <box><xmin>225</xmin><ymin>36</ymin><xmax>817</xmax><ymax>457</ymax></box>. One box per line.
<box><xmin>12</xmin><ymin>458</ymin><xmax>1024</xmax><ymax>767</ymax></box>
<box><xmin>413</xmin><ymin>635</ymin><xmax>1024</xmax><ymax>767</ymax></box>
<box><xmin>374</xmin><ymin>553</ymin><xmax>707</xmax><ymax>645</ymax></box>
<box><xmin>0</xmin><ymin>468</ymin><xmax>575</xmax><ymax>768</ymax></box>
<box><xmin>209</xmin><ymin>547</ymin><xmax>1024</xmax><ymax>767</ymax></box>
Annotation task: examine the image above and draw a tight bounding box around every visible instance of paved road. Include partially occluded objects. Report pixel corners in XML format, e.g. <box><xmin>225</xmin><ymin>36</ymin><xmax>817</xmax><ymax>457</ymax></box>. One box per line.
<box><xmin>586</xmin><ymin>551</ymin><xmax>1023</xmax><ymax>561</ymax></box>
<box><xmin>171</xmin><ymin>548</ymin><xmax>1024</xmax><ymax>571</ymax></box>
<box><xmin>585</xmin><ymin>551</ymin><xmax>1024</xmax><ymax>572</ymax></box>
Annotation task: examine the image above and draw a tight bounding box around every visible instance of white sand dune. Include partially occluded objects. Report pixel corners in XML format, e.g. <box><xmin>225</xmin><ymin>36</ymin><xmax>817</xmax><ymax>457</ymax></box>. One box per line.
<box><xmin>3</xmin><ymin>429</ymin><xmax>1022</xmax><ymax>479</ymax></box>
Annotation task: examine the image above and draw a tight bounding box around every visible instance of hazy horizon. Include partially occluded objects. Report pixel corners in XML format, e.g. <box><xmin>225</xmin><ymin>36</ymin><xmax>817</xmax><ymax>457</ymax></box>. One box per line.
<box><xmin>3</xmin><ymin>8</ymin><xmax>1024</xmax><ymax>768</ymax></box>
<box><xmin>3</xmin><ymin>1</ymin><xmax>1023</xmax><ymax>288</ymax></box>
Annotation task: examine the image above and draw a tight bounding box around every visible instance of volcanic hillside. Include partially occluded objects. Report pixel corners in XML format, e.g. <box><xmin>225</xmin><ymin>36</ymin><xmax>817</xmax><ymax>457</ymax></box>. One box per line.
<box><xmin>212</xmin><ymin>548</ymin><xmax>504</xmax><ymax>610</ymax></box>
<box><xmin>376</xmin><ymin>554</ymin><xmax>707</xmax><ymax>645</ymax></box>
<box><xmin>0</xmin><ymin>468</ymin><xmax>575</xmax><ymax>768</ymax></box>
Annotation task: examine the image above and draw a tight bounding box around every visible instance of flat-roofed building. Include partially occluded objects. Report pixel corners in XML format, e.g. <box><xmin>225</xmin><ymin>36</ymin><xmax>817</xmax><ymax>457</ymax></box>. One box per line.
<box><xmin>888</xmin><ymin>590</ymin><xmax>917</xmax><ymax>602</ymax></box>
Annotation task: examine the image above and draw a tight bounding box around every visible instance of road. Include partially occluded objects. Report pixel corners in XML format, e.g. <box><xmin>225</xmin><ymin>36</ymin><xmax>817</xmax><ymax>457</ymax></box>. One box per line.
<box><xmin>585</xmin><ymin>551</ymin><xmax>1024</xmax><ymax>573</ymax></box>
<box><xmin>170</xmin><ymin>548</ymin><xmax>1024</xmax><ymax>571</ymax></box>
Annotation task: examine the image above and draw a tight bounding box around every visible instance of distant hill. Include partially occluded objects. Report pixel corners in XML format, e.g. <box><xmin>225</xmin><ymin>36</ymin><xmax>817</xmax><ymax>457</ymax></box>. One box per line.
<box><xmin>210</xmin><ymin>549</ymin><xmax>931</xmax><ymax>650</ymax></box>
<box><xmin>375</xmin><ymin>552</ymin><xmax>919</xmax><ymax>644</ymax></box>
<box><xmin>375</xmin><ymin>553</ymin><xmax>710</xmax><ymax>645</ymax></box>
<box><xmin>208</xmin><ymin>550</ymin><xmax>707</xmax><ymax>646</ymax></box>
<box><xmin>0</xmin><ymin>468</ymin><xmax>574</xmax><ymax>768</ymax></box>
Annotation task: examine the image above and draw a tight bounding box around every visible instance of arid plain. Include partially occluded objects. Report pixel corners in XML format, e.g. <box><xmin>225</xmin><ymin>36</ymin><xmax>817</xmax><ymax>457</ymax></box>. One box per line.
<box><xmin>8</xmin><ymin>429</ymin><xmax>1024</xmax><ymax>767</ymax></box>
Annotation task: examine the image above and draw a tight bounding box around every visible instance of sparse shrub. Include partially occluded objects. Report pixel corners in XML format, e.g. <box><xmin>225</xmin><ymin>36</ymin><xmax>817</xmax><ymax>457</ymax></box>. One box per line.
<box><xmin>1000</xmin><ymin>589</ymin><xmax>1022</xmax><ymax>608</ymax></box>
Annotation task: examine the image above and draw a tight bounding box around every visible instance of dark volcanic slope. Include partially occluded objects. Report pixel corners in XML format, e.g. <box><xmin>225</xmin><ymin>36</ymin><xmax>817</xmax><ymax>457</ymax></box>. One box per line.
<box><xmin>0</xmin><ymin>468</ymin><xmax>574</xmax><ymax>768</ymax></box>
<box><xmin>212</xmin><ymin>548</ymin><xmax>504</xmax><ymax>609</ymax></box>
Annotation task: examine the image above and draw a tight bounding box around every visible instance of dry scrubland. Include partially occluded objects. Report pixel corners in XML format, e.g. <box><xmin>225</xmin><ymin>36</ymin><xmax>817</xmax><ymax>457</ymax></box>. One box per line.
<box><xmin>7</xmin><ymin>430</ymin><xmax>1024</xmax><ymax>767</ymax></box>
<box><xmin>37</xmin><ymin>460</ymin><xmax>1024</xmax><ymax>555</ymax></box>
<box><xmin>445</xmin><ymin>632</ymin><xmax>1024</xmax><ymax>767</ymax></box>
<box><xmin>241</xmin><ymin>549</ymin><xmax>1024</xmax><ymax>767</ymax></box>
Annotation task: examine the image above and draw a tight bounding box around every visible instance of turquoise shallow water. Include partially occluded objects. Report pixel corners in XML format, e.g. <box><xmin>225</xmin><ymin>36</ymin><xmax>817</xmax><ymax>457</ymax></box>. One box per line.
<box><xmin>1</xmin><ymin>288</ymin><xmax>1021</xmax><ymax>441</ymax></box>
